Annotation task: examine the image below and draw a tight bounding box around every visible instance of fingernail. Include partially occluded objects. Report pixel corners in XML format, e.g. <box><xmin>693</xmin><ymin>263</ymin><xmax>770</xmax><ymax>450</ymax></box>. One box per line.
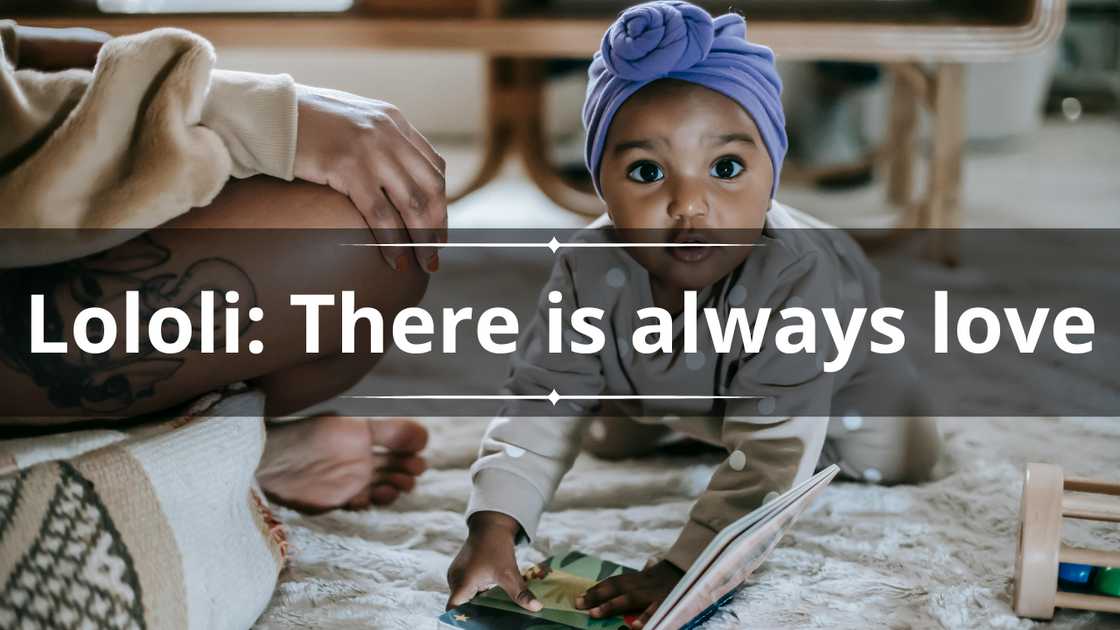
<box><xmin>426</xmin><ymin>253</ymin><xmax>440</xmax><ymax>273</ymax></box>
<box><xmin>529</xmin><ymin>600</ymin><xmax>542</xmax><ymax>612</ymax></box>
<box><xmin>396</xmin><ymin>254</ymin><xmax>409</xmax><ymax>271</ymax></box>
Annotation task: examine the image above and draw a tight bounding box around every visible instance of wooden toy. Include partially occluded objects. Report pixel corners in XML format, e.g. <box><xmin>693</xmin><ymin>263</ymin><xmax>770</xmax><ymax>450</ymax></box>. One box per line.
<box><xmin>1058</xmin><ymin>562</ymin><xmax>1094</xmax><ymax>585</ymax></box>
<box><xmin>1013</xmin><ymin>463</ymin><xmax>1120</xmax><ymax>619</ymax></box>
<box><xmin>1096</xmin><ymin>568</ymin><xmax>1120</xmax><ymax>597</ymax></box>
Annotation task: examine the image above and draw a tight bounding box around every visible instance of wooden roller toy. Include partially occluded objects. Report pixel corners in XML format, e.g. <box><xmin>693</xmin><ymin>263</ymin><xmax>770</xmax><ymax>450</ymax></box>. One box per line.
<box><xmin>1013</xmin><ymin>463</ymin><xmax>1120</xmax><ymax>619</ymax></box>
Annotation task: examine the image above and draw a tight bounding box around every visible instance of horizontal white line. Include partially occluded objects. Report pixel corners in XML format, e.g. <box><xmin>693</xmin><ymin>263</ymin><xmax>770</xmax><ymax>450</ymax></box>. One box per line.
<box><xmin>344</xmin><ymin>395</ymin><xmax>758</xmax><ymax>399</ymax></box>
<box><xmin>343</xmin><ymin>393</ymin><xmax>761</xmax><ymax>403</ymax></box>
<box><xmin>342</xmin><ymin>243</ymin><xmax>541</xmax><ymax>248</ymax></box>
<box><xmin>565</xmin><ymin>242</ymin><xmax>764</xmax><ymax>248</ymax></box>
<box><xmin>341</xmin><ymin>242</ymin><xmax>763</xmax><ymax>248</ymax></box>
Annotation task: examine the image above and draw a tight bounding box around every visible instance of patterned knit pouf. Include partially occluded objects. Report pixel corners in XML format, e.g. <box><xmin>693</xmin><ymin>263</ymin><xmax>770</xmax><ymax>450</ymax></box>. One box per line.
<box><xmin>0</xmin><ymin>387</ymin><xmax>284</xmax><ymax>630</ymax></box>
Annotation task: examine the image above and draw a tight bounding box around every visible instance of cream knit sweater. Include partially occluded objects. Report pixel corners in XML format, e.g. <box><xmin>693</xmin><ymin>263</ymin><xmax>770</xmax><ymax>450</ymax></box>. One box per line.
<box><xmin>0</xmin><ymin>20</ymin><xmax>299</xmax><ymax>268</ymax></box>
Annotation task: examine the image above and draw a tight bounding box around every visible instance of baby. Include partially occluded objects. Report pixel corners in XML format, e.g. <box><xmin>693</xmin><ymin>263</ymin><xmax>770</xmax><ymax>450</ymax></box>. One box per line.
<box><xmin>446</xmin><ymin>2</ymin><xmax>940</xmax><ymax>626</ymax></box>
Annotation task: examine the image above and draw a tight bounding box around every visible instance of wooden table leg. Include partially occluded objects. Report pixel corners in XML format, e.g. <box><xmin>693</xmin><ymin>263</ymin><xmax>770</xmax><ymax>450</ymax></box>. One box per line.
<box><xmin>449</xmin><ymin>0</ymin><xmax>511</xmax><ymax>202</ymax></box>
<box><xmin>449</xmin><ymin>57</ymin><xmax>516</xmax><ymax>203</ymax></box>
<box><xmin>886</xmin><ymin>64</ymin><xmax>919</xmax><ymax>219</ymax></box>
<box><xmin>510</xmin><ymin>59</ymin><xmax>605</xmax><ymax>216</ymax></box>
<box><xmin>452</xmin><ymin>57</ymin><xmax>605</xmax><ymax>217</ymax></box>
<box><xmin>925</xmin><ymin>62</ymin><xmax>965</xmax><ymax>265</ymax></box>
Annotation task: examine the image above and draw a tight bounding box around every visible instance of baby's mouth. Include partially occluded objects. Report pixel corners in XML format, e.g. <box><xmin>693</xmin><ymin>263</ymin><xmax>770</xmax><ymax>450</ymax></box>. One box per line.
<box><xmin>667</xmin><ymin>230</ymin><xmax>714</xmax><ymax>263</ymax></box>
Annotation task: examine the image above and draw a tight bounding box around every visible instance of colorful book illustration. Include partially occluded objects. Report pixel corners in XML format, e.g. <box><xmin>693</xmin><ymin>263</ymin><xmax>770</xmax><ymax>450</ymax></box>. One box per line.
<box><xmin>440</xmin><ymin>464</ymin><xmax>840</xmax><ymax>630</ymax></box>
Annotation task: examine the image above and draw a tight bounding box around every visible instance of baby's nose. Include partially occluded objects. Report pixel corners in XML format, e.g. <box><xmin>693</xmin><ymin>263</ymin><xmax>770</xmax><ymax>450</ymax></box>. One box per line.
<box><xmin>667</xmin><ymin>180</ymin><xmax>709</xmax><ymax>221</ymax></box>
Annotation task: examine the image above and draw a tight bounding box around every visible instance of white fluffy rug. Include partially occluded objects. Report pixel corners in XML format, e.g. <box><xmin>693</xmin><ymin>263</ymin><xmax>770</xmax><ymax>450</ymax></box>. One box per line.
<box><xmin>254</xmin><ymin>417</ymin><xmax>1120</xmax><ymax>630</ymax></box>
<box><xmin>255</xmin><ymin>129</ymin><xmax>1120</xmax><ymax>629</ymax></box>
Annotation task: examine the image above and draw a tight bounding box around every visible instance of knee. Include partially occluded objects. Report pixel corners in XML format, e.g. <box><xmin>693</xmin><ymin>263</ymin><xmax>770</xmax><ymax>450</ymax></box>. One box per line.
<box><xmin>897</xmin><ymin>417</ymin><xmax>941</xmax><ymax>483</ymax></box>
<box><xmin>198</xmin><ymin>176</ymin><xmax>432</xmax><ymax>309</ymax></box>
<box><xmin>282</xmin><ymin>180</ymin><xmax>431</xmax><ymax>293</ymax></box>
<box><xmin>831</xmin><ymin>417</ymin><xmax>941</xmax><ymax>485</ymax></box>
<box><xmin>301</xmin><ymin>184</ymin><xmax>431</xmax><ymax>316</ymax></box>
<box><xmin>227</xmin><ymin>178</ymin><xmax>432</xmax><ymax>345</ymax></box>
<box><xmin>878</xmin><ymin>417</ymin><xmax>941</xmax><ymax>484</ymax></box>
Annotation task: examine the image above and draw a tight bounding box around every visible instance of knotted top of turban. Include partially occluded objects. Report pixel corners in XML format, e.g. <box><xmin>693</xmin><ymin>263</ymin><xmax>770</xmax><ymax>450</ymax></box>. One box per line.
<box><xmin>582</xmin><ymin>1</ymin><xmax>787</xmax><ymax>199</ymax></box>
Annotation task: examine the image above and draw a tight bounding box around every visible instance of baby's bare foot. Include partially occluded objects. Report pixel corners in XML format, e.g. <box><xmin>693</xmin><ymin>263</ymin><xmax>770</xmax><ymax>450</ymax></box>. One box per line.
<box><xmin>257</xmin><ymin>415</ymin><xmax>428</xmax><ymax>513</ymax></box>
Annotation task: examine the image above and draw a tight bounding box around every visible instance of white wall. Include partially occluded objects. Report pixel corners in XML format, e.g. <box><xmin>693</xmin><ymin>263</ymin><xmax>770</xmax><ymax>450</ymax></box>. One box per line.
<box><xmin>215</xmin><ymin>48</ymin><xmax>588</xmax><ymax>140</ymax></box>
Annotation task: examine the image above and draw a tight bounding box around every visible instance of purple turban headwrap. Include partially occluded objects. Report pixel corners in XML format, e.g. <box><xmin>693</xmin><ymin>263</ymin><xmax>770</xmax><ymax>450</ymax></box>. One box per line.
<box><xmin>582</xmin><ymin>1</ymin><xmax>787</xmax><ymax>199</ymax></box>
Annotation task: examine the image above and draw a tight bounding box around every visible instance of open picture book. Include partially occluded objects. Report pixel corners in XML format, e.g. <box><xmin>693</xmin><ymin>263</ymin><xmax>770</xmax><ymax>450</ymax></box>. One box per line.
<box><xmin>440</xmin><ymin>464</ymin><xmax>840</xmax><ymax>629</ymax></box>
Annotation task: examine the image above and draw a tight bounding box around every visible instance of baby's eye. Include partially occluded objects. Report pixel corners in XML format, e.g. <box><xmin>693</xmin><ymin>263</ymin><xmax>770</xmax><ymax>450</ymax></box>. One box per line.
<box><xmin>627</xmin><ymin>161</ymin><xmax>664</xmax><ymax>183</ymax></box>
<box><xmin>710</xmin><ymin>157</ymin><xmax>745</xmax><ymax>179</ymax></box>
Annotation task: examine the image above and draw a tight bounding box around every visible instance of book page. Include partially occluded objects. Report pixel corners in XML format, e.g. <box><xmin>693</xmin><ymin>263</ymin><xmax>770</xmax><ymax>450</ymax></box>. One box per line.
<box><xmin>644</xmin><ymin>465</ymin><xmax>839</xmax><ymax>630</ymax></box>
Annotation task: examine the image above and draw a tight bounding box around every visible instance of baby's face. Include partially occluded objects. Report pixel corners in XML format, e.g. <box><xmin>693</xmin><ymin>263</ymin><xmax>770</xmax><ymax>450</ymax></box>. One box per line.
<box><xmin>600</xmin><ymin>80</ymin><xmax>773</xmax><ymax>293</ymax></box>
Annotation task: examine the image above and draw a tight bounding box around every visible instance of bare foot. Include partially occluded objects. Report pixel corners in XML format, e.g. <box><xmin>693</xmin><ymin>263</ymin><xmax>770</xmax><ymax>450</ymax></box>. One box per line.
<box><xmin>257</xmin><ymin>416</ymin><xmax>428</xmax><ymax>513</ymax></box>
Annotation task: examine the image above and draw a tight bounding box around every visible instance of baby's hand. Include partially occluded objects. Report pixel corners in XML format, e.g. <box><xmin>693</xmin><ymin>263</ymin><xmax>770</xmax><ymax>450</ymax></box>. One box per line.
<box><xmin>446</xmin><ymin>511</ymin><xmax>544</xmax><ymax>613</ymax></box>
<box><xmin>575</xmin><ymin>560</ymin><xmax>684</xmax><ymax>629</ymax></box>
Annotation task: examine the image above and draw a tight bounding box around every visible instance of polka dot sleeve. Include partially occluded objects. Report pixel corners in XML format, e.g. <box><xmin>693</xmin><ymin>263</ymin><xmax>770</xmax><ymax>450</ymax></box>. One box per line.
<box><xmin>465</xmin><ymin>253</ymin><xmax>604</xmax><ymax>542</ymax></box>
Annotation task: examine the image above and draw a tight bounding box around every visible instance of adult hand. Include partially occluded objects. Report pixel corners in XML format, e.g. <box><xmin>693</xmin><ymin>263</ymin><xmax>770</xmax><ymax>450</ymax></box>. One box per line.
<box><xmin>575</xmin><ymin>559</ymin><xmax>684</xmax><ymax>628</ymax></box>
<box><xmin>294</xmin><ymin>85</ymin><xmax>447</xmax><ymax>272</ymax></box>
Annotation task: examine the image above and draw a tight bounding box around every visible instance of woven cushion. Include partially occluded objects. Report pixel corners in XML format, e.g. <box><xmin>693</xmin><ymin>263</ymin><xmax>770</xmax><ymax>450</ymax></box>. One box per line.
<box><xmin>0</xmin><ymin>386</ymin><xmax>283</xmax><ymax>630</ymax></box>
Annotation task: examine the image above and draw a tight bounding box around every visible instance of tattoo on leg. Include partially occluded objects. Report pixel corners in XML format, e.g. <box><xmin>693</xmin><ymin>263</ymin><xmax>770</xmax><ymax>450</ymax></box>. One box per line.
<box><xmin>0</xmin><ymin>235</ymin><xmax>257</xmax><ymax>413</ymax></box>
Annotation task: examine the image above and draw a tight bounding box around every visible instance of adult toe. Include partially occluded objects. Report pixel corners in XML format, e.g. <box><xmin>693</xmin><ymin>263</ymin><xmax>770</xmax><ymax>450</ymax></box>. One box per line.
<box><xmin>368</xmin><ymin>484</ymin><xmax>401</xmax><ymax>506</ymax></box>
<box><xmin>367</xmin><ymin>418</ymin><xmax>429</xmax><ymax>453</ymax></box>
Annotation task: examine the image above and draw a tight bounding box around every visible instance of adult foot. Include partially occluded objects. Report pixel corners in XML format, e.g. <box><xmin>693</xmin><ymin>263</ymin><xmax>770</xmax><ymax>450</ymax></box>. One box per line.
<box><xmin>257</xmin><ymin>416</ymin><xmax>428</xmax><ymax>513</ymax></box>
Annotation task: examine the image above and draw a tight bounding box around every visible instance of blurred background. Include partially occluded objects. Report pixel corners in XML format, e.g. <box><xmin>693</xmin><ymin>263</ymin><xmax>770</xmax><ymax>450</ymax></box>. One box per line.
<box><xmin>10</xmin><ymin>0</ymin><xmax>1120</xmax><ymax>235</ymax></box>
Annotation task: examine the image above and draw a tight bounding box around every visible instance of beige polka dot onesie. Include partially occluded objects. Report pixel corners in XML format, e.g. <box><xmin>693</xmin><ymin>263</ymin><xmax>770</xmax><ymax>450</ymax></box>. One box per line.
<box><xmin>467</xmin><ymin>202</ymin><xmax>940</xmax><ymax>571</ymax></box>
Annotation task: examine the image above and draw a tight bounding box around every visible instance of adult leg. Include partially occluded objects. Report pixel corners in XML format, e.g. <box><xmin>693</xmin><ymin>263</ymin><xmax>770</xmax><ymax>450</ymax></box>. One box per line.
<box><xmin>0</xmin><ymin>176</ymin><xmax>432</xmax><ymax>508</ymax></box>
<box><xmin>0</xmin><ymin>176</ymin><xmax>429</xmax><ymax>419</ymax></box>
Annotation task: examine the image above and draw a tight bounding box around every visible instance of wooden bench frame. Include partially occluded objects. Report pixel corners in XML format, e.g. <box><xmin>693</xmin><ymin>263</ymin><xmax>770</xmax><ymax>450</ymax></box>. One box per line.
<box><xmin>17</xmin><ymin>0</ymin><xmax>1067</xmax><ymax>263</ymax></box>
